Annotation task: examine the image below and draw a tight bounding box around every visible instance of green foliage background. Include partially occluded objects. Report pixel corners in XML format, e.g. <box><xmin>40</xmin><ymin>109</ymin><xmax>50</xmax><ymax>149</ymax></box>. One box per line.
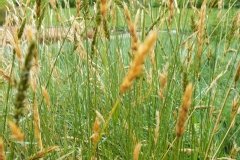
<box><xmin>0</xmin><ymin>0</ymin><xmax>6</xmax><ymax>25</ymax></box>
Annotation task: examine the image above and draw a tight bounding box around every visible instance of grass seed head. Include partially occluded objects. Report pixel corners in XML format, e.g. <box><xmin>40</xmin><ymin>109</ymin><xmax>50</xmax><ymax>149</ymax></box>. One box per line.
<box><xmin>196</xmin><ymin>0</ymin><xmax>206</xmax><ymax>59</ymax></box>
<box><xmin>8</xmin><ymin>121</ymin><xmax>24</xmax><ymax>141</ymax></box>
<box><xmin>91</xmin><ymin>117</ymin><xmax>101</xmax><ymax>144</ymax></box>
<box><xmin>133</xmin><ymin>142</ymin><xmax>142</xmax><ymax>160</ymax></box>
<box><xmin>42</xmin><ymin>86</ymin><xmax>51</xmax><ymax>108</ymax></box>
<box><xmin>159</xmin><ymin>72</ymin><xmax>167</xmax><ymax>90</ymax></box>
<box><xmin>49</xmin><ymin>0</ymin><xmax>57</xmax><ymax>10</ymax></box>
<box><xmin>100</xmin><ymin>0</ymin><xmax>107</xmax><ymax>17</ymax></box>
<box><xmin>120</xmin><ymin>31</ymin><xmax>157</xmax><ymax>94</ymax></box>
<box><xmin>76</xmin><ymin>0</ymin><xmax>81</xmax><ymax>17</ymax></box>
<box><xmin>33</xmin><ymin>98</ymin><xmax>43</xmax><ymax>150</ymax></box>
<box><xmin>0</xmin><ymin>137</ymin><xmax>6</xmax><ymax>160</ymax></box>
<box><xmin>123</xmin><ymin>3</ymin><xmax>139</xmax><ymax>53</ymax></box>
<box><xmin>168</xmin><ymin>0</ymin><xmax>174</xmax><ymax>24</ymax></box>
<box><xmin>176</xmin><ymin>83</ymin><xmax>193</xmax><ymax>137</ymax></box>
<box><xmin>14</xmin><ymin>41</ymin><xmax>37</xmax><ymax>123</ymax></box>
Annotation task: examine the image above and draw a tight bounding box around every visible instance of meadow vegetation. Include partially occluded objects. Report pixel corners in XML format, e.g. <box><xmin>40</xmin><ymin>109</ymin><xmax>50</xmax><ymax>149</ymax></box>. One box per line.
<box><xmin>0</xmin><ymin>0</ymin><xmax>240</xmax><ymax>159</ymax></box>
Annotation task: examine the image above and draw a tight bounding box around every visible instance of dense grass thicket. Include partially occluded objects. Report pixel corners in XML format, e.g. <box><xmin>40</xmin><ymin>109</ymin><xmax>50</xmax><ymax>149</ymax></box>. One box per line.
<box><xmin>0</xmin><ymin>0</ymin><xmax>240</xmax><ymax>159</ymax></box>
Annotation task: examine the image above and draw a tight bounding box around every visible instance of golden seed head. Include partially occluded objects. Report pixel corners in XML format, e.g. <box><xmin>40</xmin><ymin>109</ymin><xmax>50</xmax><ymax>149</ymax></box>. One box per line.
<box><xmin>176</xmin><ymin>83</ymin><xmax>193</xmax><ymax>137</ymax></box>
<box><xmin>159</xmin><ymin>72</ymin><xmax>167</xmax><ymax>89</ymax></box>
<box><xmin>100</xmin><ymin>0</ymin><xmax>107</xmax><ymax>17</ymax></box>
<box><xmin>76</xmin><ymin>0</ymin><xmax>81</xmax><ymax>17</ymax></box>
<box><xmin>0</xmin><ymin>137</ymin><xmax>6</xmax><ymax>160</ymax></box>
<box><xmin>33</xmin><ymin>99</ymin><xmax>43</xmax><ymax>150</ymax></box>
<box><xmin>123</xmin><ymin>3</ymin><xmax>131</xmax><ymax>24</ymax></box>
<box><xmin>182</xmin><ymin>83</ymin><xmax>193</xmax><ymax>108</ymax></box>
<box><xmin>42</xmin><ymin>87</ymin><xmax>51</xmax><ymax>108</ymax></box>
<box><xmin>91</xmin><ymin>117</ymin><xmax>101</xmax><ymax>144</ymax></box>
<box><xmin>93</xmin><ymin>117</ymin><xmax>101</xmax><ymax>133</ymax></box>
<box><xmin>133</xmin><ymin>142</ymin><xmax>142</xmax><ymax>160</ymax></box>
<box><xmin>120</xmin><ymin>31</ymin><xmax>157</xmax><ymax>94</ymax></box>
<box><xmin>49</xmin><ymin>0</ymin><xmax>57</xmax><ymax>9</ymax></box>
<box><xmin>8</xmin><ymin>121</ymin><xmax>24</xmax><ymax>141</ymax></box>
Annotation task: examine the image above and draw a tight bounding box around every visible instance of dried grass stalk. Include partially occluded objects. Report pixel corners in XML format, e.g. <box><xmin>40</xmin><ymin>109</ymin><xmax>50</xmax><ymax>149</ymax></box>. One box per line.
<box><xmin>28</xmin><ymin>146</ymin><xmax>59</xmax><ymax>160</ymax></box>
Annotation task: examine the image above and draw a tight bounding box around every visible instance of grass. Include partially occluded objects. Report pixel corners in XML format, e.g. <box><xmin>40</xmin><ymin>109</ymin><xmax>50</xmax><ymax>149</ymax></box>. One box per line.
<box><xmin>0</xmin><ymin>0</ymin><xmax>240</xmax><ymax>159</ymax></box>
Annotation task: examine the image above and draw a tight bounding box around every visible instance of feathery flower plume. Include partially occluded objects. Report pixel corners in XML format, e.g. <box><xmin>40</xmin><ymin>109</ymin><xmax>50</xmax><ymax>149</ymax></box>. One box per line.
<box><xmin>120</xmin><ymin>31</ymin><xmax>158</xmax><ymax>94</ymax></box>
<box><xmin>176</xmin><ymin>83</ymin><xmax>193</xmax><ymax>137</ymax></box>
